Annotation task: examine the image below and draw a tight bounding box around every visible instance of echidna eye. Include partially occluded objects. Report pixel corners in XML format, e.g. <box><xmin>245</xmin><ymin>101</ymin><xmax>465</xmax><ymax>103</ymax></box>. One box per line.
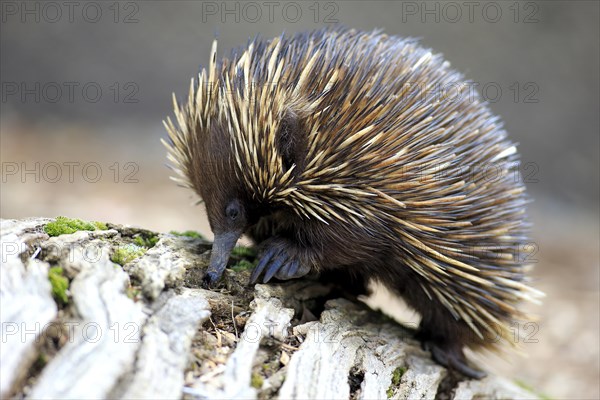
<box><xmin>226</xmin><ymin>201</ymin><xmax>240</xmax><ymax>221</ymax></box>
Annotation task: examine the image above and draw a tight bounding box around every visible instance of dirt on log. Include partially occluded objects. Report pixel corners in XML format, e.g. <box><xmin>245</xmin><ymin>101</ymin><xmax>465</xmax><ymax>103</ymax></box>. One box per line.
<box><xmin>0</xmin><ymin>217</ymin><xmax>537</xmax><ymax>399</ymax></box>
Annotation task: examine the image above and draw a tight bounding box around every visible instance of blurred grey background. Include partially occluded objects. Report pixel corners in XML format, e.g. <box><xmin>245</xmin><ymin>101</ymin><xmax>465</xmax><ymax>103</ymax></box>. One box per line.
<box><xmin>1</xmin><ymin>1</ymin><xmax>598</xmax><ymax>398</ymax></box>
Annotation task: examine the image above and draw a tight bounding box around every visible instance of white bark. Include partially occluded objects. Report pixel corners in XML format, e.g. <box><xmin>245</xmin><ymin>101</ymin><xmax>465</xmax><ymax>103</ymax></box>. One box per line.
<box><xmin>1</xmin><ymin>218</ymin><xmax>57</xmax><ymax>398</ymax></box>
<box><xmin>0</xmin><ymin>218</ymin><xmax>539</xmax><ymax>400</ymax></box>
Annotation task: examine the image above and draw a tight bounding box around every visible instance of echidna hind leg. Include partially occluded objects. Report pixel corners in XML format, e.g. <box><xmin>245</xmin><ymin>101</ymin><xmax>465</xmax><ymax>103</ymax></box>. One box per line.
<box><xmin>415</xmin><ymin>327</ymin><xmax>486</xmax><ymax>379</ymax></box>
<box><xmin>424</xmin><ymin>339</ymin><xmax>486</xmax><ymax>379</ymax></box>
<box><xmin>389</xmin><ymin>268</ymin><xmax>488</xmax><ymax>379</ymax></box>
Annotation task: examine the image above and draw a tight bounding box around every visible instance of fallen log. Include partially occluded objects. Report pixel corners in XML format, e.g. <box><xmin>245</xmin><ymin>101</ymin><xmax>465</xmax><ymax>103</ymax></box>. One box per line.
<box><xmin>0</xmin><ymin>217</ymin><xmax>537</xmax><ymax>399</ymax></box>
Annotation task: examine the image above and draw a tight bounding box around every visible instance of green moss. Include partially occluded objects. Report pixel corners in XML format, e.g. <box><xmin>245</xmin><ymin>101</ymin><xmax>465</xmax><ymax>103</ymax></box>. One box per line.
<box><xmin>133</xmin><ymin>235</ymin><xmax>159</xmax><ymax>248</ymax></box>
<box><xmin>111</xmin><ymin>244</ymin><xmax>146</xmax><ymax>266</ymax></box>
<box><xmin>231</xmin><ymin>259</ymin><xmax>256</xmax><ymax>272</ymax></box>
<box><xmin>229</xmin><ymin>245</ymin><xmax>257</xmax><ymax>273</ymax></box>
<box><xmin>93</xmin><ymin>221</ymin><xmax>108</xmax><ymax>230</ymax></box>
<box><xmin>170</xmin><ymin>230</ymin><xmax>205</xmax><ymax>239</ymax></box>
<box><xmin>231</xmin><ymin>246</ymin><xmax>257</xmax><ymax>258</ymax></box>
<box><xmin>391</xmin><ymin>366</ymin><xmax>406</xmax><ymax>385</ymax></box>
<box><xmin>48</xmin><ymin>266</ymin><xmax>69</xmax><ymax>305</ymax></box>
<box><xmin>387</xmin><ymin>366</ymin><xmax>407</xmax><ymax>398</ymax></box>
<box><xmin>44</xmin><ymin>216</ymin><xmax>107</xmax><ymax>237</ymax></box>
<box><xmin>250</xmin><ymin>372</ymin><xmax>264</xmax><ymax>389</ymax></box>
<box><xmin>33</xmin><ymin>353</ymin><xmax>48</xmax><ymax>370</ymax></box>
<box><xmin>126</xmin><ymin>285</ymin><xmax>141</xmax><ymax>300</ymax></box>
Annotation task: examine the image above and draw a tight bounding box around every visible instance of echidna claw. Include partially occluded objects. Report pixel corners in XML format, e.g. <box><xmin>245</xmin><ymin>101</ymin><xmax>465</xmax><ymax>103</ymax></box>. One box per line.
<box><xmin>249</xmin><ymin>249</ymin><xmax>273</xmax><ymax>283</ymax></box>
<box><xmin>276</xmin><ymin>260</ymin><xmax>310</xmax><ymax>280</ymax></box>
<box><xmin>263</xmin><ymin>253</ymin><xmax>287</xmax><ymax>283</ymax></box>
<box><xmin>250</xmin><ymin>237</ymin><xmax>310</xmax><ymax>284</ymax></box>
<box><xmin>422</xmin><ymin>340</ymin><xmax>487</xmax><ymax>380</ymax></box>
<box><xmin>277</xmin><ymin>259</ymin><xmax>297</xmax><ymax>279</ymax></box>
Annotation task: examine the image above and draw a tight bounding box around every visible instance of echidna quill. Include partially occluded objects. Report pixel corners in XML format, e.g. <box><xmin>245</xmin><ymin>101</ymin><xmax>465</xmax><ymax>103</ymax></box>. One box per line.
<box><xmin>163</xmin><ymin>27</ymin><xmax>543</xmax><ymax>378</ymax></box>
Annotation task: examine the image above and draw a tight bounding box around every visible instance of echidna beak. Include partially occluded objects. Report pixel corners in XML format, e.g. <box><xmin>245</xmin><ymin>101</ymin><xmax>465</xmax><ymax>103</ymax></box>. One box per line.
<box><xmin>203</xmin><ymin>230</ymin><xmax>241</xmax><ymax>288</ymax></box>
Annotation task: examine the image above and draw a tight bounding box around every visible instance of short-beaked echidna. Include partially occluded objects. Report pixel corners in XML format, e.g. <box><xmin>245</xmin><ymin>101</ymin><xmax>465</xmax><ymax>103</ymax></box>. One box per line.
<box><xmin>163</xmin><ymin>27</ymin><xmax>543</xmax><ymax>378</ymax></box>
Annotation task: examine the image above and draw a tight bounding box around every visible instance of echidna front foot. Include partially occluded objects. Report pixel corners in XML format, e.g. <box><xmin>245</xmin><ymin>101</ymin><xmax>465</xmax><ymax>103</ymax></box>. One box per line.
<box><xmin>250</xmin><ymin>237</ymin><xmax>311</xmax><ymax>284</ymax></box>
<box><xmin>416</xmin><ymin>332</ymin><xmax>486</xmax><ymax>380</ymax></box>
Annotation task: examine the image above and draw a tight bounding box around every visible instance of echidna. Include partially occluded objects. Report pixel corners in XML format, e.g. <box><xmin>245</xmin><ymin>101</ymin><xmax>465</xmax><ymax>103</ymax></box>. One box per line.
<box><xmin>163</xmin><ymin>27</ymin><xmax>543</xmax><ymax>378</ymax></box>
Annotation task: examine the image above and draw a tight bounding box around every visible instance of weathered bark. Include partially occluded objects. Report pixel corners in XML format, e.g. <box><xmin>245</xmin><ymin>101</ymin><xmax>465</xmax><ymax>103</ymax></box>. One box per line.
<box><xmin>0</xmin><ymin>218</ymin><xmax>538</xmax><ymax>399</ymax></box>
